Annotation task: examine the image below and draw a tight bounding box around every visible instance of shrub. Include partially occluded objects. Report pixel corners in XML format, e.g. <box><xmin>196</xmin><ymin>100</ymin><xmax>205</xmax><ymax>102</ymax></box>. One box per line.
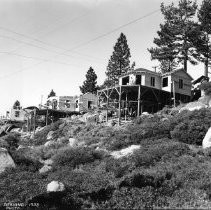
<box><xmin>97</xmin><ymin>187</ymin><xmax>156</xmax><ymax>209</ymax></box>
<box><xmin>0</xmin><ymin>133</ymin><xmax>19</xmax><ymax>150</ymax></box>
<box><xmin>33</xmin><ymin>120</ymin><xmax>64</xmax><ymax>146</ymax></box>
<box><xmin>52</xmin><ymin>147</ymin><xmax>97</xmax><ymax>168</ymax></box>
<box><xmin>104</xmin><ymin>157</ymin><xmax>135</xmax><ymax>178</ymax></box>
<box><xmin>10</xmin><ymin>149</ymin><xmax>43</xmax><ymax>172</ymax></box>
<box><xmin>170</xmin><ymin>108</ymin><xmax>211</xmax><ymax>145</ymax></box>
<box><xmin>0</xmin><ymin>168</ymin><xmax>47</xmax><ymax>203</ymax></box>
<box><xmin>132</xmin><ymin>139</ymin><xmax>190</xmax><ymax>167</ymax></box>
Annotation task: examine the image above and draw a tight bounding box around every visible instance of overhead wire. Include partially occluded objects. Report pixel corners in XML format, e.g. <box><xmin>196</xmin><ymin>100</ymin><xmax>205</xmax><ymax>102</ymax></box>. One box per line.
<box><xmin>0</xmin><ymin>9</ymin><xmax>160</xmax><ymax>80</ymax></box>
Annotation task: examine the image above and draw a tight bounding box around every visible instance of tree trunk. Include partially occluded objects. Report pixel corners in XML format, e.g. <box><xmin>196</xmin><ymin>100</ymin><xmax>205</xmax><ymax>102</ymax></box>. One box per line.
<box><xmin>184</xmin><ymin>54</ymin><xmax>188</xmax><ymax>72</ymax></box>
<box><xmin>204</xmin><ymin>57</ymin><xmax>209</xmax><ymax>77</ymax></box>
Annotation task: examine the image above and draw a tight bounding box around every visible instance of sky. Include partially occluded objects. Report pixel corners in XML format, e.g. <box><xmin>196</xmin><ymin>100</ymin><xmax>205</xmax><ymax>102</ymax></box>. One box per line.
<box><xmin>0</xmin><ymin>0</ymin><xmax>204</xmax><ymax>116</ymax></box>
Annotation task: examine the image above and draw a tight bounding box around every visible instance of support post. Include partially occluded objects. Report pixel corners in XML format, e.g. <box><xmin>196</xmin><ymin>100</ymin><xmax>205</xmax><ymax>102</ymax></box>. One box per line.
<box><xmin>125</xmin><ymin>94</ymin><xmax>128</xmax><ymax>122</ymax></box>
<box><xmin>173</xmin><ymin>80</ymin><xmax>176</xmax><ymax>107</ymax></box>
<box><xmin>118</xmin><ymin>86</ymin><xmax>122</xmax><ymax>126</ymax></box>
<box><xmin>106</xmin><ymin>88</ymin><xmax>109</xmax><ymax>122</ymax></box>
<box><xmin>33</xmin><ymin>108</ymin><xmax>36</xmax><ymax>135</ymax></box>
<box><xmin>46</xmin><ymin>108</ymin><xmax>48</xmax><ymax>126</ymax></box>
<box><xmin>137</xmin><ymin>85</ymin><xmax>141</xmax><ymax>117</ymax></box>
<box><xmin>27</xmin><ymin>117</ymin><xmax>29</xmax><ymax>132</ymax></box>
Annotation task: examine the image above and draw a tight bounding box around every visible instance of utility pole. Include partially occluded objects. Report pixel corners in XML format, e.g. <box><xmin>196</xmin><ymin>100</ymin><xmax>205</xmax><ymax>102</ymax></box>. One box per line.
<box><xmin>152</xmin><ymin>66</ymin><xmax>159</xmax><ymax>72</ymax></box>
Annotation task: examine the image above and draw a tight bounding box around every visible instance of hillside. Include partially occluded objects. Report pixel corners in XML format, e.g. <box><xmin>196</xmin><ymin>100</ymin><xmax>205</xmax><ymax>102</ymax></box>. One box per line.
<box><xmin>1</xmin><ymin>107</ymin><xmax>211</xmax><ymax>209</ymax></box>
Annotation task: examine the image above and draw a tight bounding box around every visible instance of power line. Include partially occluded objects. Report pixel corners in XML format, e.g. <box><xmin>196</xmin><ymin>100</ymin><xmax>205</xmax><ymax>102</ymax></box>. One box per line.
<box><xmin>0</xmin><ymin>9</ymin><xmax>160</xmax><ymax>80</ymax></box>
<box><xmin>0</xmin><ymin>33</ymin><xmax>103</xmax><ymax>64</ymax></box>
<box><xmin>63</xmin><ymin>9</ymin><xmax>160</xmax><ymax>53</ymax></box>
<box><xmin>0</xmin><ymin>51</ymin><xmax>84</xmax><ymax>67</ymax></box>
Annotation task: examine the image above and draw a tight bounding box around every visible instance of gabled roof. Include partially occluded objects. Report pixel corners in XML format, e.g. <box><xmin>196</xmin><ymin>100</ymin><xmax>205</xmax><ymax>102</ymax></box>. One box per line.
<box><xmin>161</xmin><ymin>68</ymin><xmax>193</xmax><ymax>80</ymax></box>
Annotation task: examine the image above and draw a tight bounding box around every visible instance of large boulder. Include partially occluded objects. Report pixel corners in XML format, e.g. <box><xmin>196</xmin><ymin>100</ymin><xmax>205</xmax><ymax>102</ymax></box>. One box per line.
<box><xmin>202</xmin><ymin>127</ymin><xmax>211</xmax><ymax>149</ymax></box>
<box><xmin>47</xmin><ymin>181</ymin><xmax>65</xmax><ymax>192</ymax></box>
<box><xmin>179</xmin><ymin>101</ymin><xmax>207</xmax><ymax>112</ymax></box>
<box><xmin>0</xmin><ymin>148</ymin><xmax>16</xmax><ymax>173</ymax></box>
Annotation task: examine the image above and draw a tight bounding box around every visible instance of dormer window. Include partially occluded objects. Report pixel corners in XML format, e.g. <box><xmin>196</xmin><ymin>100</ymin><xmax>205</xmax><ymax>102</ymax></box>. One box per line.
<box><xmin>151</xmin><ymin>77</ymin><xmax>155</xmax><ymax>87</ymax></box>
<box><xmin>162</xmin><ymin>77</ymin><xmax>168</xmax><ymax>87</ymax></box>
<box><xmin>179</xmin><ymin>79</ymin><xmax>183</xmax><ymax>89</ymax></box>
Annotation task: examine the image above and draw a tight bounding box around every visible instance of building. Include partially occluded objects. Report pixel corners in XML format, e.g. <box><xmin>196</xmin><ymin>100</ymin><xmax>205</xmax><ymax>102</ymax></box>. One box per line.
<box><xmin>44</xmin><ymin>93</ymin><xmax>98</xmax><ymax>113</ymax></box>
<box><xmin>98</xmin><ymin>68</ymin><xmax>193</xmax><ymax>117</ymax></box>
<box><xmin>10</xmin><ymin>106</ymin><xmax>27</xmax><ymax>122</ymax></box>
<box><xmin>119</xmin><ymin>68</ymin><xmax>193</xmax><ymax>100</ymax></box>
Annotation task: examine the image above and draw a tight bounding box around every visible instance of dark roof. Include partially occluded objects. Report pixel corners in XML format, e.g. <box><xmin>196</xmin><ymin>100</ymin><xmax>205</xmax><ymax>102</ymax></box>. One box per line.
<box><xmin>37</xmin><ymin>109</ymin><xmax>80</xmax><ymax>117</ymax></box>
<box><xmin>23</xmin><ymin>106</ymin><xmax>39</xmax><ymax>111</ymax></box>
<box><xmin>192</xmin><ymin>75</ymin><xmax>209</xmax><ymax>85</ymax></box>
<box><xmin>161</xmin><ymin>68</ymin><xmax>193</xmax><ymax>80</ymax></box>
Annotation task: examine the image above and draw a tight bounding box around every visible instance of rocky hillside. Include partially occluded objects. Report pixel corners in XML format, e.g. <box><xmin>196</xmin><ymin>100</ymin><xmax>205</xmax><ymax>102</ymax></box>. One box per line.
<box><xmin>1</xmin><ymin>107</ymin><xmax>211</xmax><ymax>209</ymax></box>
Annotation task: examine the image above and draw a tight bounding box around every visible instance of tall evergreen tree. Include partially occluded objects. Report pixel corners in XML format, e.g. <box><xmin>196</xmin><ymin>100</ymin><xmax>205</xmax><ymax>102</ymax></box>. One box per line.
<box><xmin>13</xmin><ymin>100</ymin><xmax>20</xmax><ymax>109</ymax></box>
<box><xmin>80</xmin><ymin>67</ymin><xmax>98</xmax><ymax>94</ymax></box>
<box><xmin>105</xmin><ymin>33</ymin><xmax>131</xmax><ymax>86</ymax></box>
<box><xmin>194</xmin><ymin>0</ymin><xmax>211</xmax><ymax>77</ymax></box>
<box><xmin>148</xmin><ymin>0</ymin><xmax>198</xmax><ymax>72</ymax></box>
<box><xmin>48</xmin><ymin>89</ymin><xmax>56</xmax><ymax>98</ymax></box>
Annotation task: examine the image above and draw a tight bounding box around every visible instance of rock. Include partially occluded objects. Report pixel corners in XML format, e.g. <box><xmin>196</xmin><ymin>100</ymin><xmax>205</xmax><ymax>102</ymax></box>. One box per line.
<box><xmin>17</xmin><ymin>145</ymin><xmax>27</xmax><ymax>150</ymax></box>
<box><xmin>161</xmin><ymin>117</ymin><xmax>169</xmax><ymax>122</ymax></box>
<box><xmin>0</xmin><ymin>148</ymin><xmax>16</xmax><ymax>173</ymax></box>
<box><xmin>202</xmin><ymin>127</ymin><xmax>211</xmax><ymax>149</ymax></box>
<box><xmin>71</xmin><ymin>115</ymin><xmax>78</xmax><ymax>120</ymax></box>
<box><xmin>39</xmin><ymin>165</ymin><xmax>52</xmax><ymax>174</ymax></box>
<box><xmin>110</xmin><ymin>145</ymin><xmax>141</xmax><ymax>159</ymax></box>
<box><xmin>106</xmin><ymin>120</ymin><xmax>116</xmax><ymax>127</ymax></box>
<box><xmin>69</xmin><ymin>138</ymin><xmax>78</xmax><ymax>147</ymax></box>
<box><xmin>47</xmin><ymin>131</ymin><xmax>55</xmax><ymax>140</ymax></box>
<box><xmin>44</xmin><ymin>140</ymin><xmax>54</xmax><ymax>147</ymax></box>
<box><xmin>30</xmin><ymin>133</ymin><xmax>35</xmax><ymax>139</ymax></box>
<box><xmin>99</xmin><ymin>113</ymin><xmax>106</xmax><ymax>123</ymax></box>
<box><xmin>142</xmin><ymin>112</ymin><xmax>149</xmax><ymax>116</ymax></box>
<box><xmin>198</xmin><ymin>95</ymin><xmax>211</xmax><ymax>106</ymax></box>
<box><xmin>179</xmin><ymin>101</ymin><xmax>207</xmax><ymax>112</ymax></box>
<box><xmin>86</xmin><ymin>114</ymin><xmax>99</xmax><ymax>125</ymax></box>
<box><xmin>35</xmin><ymin>126</ymin><xmax>44</xmax><ymax>133</ymax></box>
<box><xmin>47</xmin><ymin>181</ymin><xmax>65</xmax><ymax>192</ymax></box>
<box><xmin>44</xmin><ymin>159</ymin><xmax>53</xmax><ymax>166</ymax></box>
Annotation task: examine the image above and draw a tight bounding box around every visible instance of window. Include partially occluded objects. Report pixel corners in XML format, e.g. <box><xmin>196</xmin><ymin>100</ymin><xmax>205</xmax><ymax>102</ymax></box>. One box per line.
<box><xmin>65</xmin><ymin>100</ymin><xmax>70</xmax><ymax>108</ymax></box>
<box><xmin>151</xmin><ymin>77</ymin><xmax>155</xmax><ymax>87</ymax></box>
<box><xmin>122</xmin><ymin>76</ymin><xmax>129</xmax><ymax>85</ymax></box>
<box><xmin>162</xmin><ymin>77</ymin><xmax>168</xmax><ymax>87</ymax></box>
<box><xmin>179</xmin><ymin>79</ymin><xmax>183</xmax><ymax>89</ymax></box>
<box><xmin>88</xmin><ymin>101</ymin><xmax>93</xmax><ymax>109</ymax></box>
<box><xmin>75</xmin><ymin>100</ymin><xmax>78</xmax><ymax>108</ymax></box>
<box><xmin>136</xmin><ymin>75</ymin><xmax>142</xmax><ymax>85</ymax></box>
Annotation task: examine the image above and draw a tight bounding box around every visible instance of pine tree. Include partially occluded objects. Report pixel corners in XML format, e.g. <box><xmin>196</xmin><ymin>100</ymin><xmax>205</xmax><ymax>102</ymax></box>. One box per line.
<box><xmin>159</xmin><ymin>60</ymin><xmax>178</xmax><ymax>73</ymax></box>
<box><xmin>148</xmin><ymin>0</ymin><xmax>198</xmax><ymax>72</ymax></box>
<box><xmin>194</xmin><ymin>0</ymin><xmax>211</xmax><ymax>77</ymax></box>
<box><xmin>48</xmin><ymin>89</ymin><xmax>56</xmax><ymax>98</ymax></box>
<box><xmin>105</xmin><ymin>33</ymin><xmax>131</xmax><ymax>86</ymax></box>
<box><xmin>13</xmin><ymin>100</ymin><xmax>20</xmax><ymax>109</ymax></box>
<box><xmin>80</xmin><ymin>67</ymin><xmax>98</xmax><ymax>94</ymax></box>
